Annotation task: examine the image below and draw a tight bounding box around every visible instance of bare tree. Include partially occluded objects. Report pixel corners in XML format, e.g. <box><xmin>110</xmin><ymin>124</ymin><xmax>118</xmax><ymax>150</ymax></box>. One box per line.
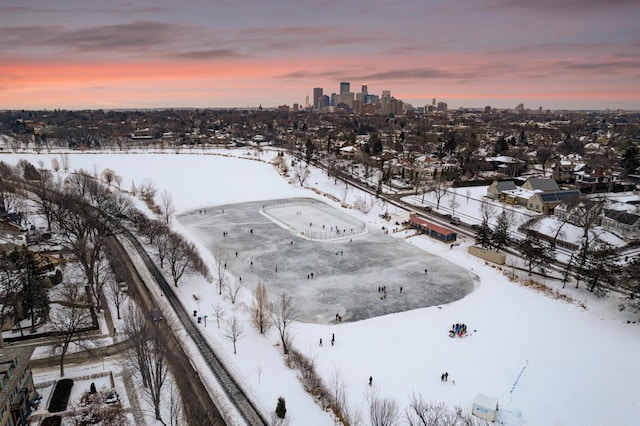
<box><xmin>293</xmin><ymin>161</ymin><xmax>310</xmax><ymax>186</ymax></box>
<box><xmin>449</xmin><ymin>189</ymin><xmax>459</xmax><ymax>217</ymax></box>
<box><xmin>341</xmin><ymin>183</ymin><xmax>350</xmax><ymax>204</ymax></box>
<box><xmin>165</xmin><ymin>233</ymin><xmax>197</xmax><ymax>286</ymax></box>
<box><xmin>226</xmin><ymin>277</ymin><xmax>243</xmax><ymax>304</ymax></box>
<box><xmin>138</xmin><ymin>178</ymin><xmax>158</xmax><ymax>203</ymax></box>
<box><xmin>49</xmin><ymin>281</ymin><xmax>95</xmax><ymax>377</ymax></box>
<box><xmin>122</xmin><ymin>305</ymin><xmax>167</xmax><ymax>421</ymax></box>
<box><xmin>251</xmin><ymin>281</ymin><xmax>272</xmax><ymax>334</ymax></box>
<box><xmin>88</xmin><ymin>254</ymin><xmax>112</xmax><ymax>312</ymax></box>
<box><xmin>272</xmin><ymin>292</ymin><xmax>298</xmax><ymax>355</ymax></box>
<box><xmin>167</xmin><ymin>380</ymin><xmax>183</xmax><ymax>426</ymax></box>
<box><xmin>354</xmin><ymin>195</ymin><xmax>375</xmax><ymax>214</ymax></box>
<box><xmin>479</xmin><ymin>198</ymin><xmax>495</xmax><ymax>224</ymax></box>
<box><xmin>564</xmin><ymin>197</ymin><xmax>605</xmax><ymax>240</ymax></box>
<box><xmin>405</xmin><ymin>392</ymin><xmax>490</xmax><ymax>426</ymax></box>
<box><xmin>60</xmin><ymin>153</ymin><xmax>70</xmax><ymax>172</ymax></box>
<box><xmin>212</xmin><ymin>302</ymin><xmax>225</xmax><ymax>329</ymax></box>
<box><xmin>159</xmin><ymin>189</ymin><xmax>176</xmax><ymax>225</ymax></box>
<box><xmin>367</xmin><ymin>386</ymin><xmax>400</xmax><ymax>426</ymax></box>
<box><xmin>428</xmin><ymin>177</ymin><xmax>451</xmax><ymax>210</ymax></box>
<box><xmin>137</xmin><ymin>217</ymin><xmax>166</xmax><ymax>245</ymax></box>
<box><xmin>107</xmin><ymin>278</ymin><xmax>128</xmax><ymax>320</ymax></box>
<box><xmin>224</xmin><ymin>314</ymin><xmax>244</xmax><ymax>354</ymax></box>
<box><xmin>52</xmin><ymin>188</ymin><xmax>115</xmax><ymax>298</ymax></box>
<box><xmin>330</xmin><ymin>367</ymin><xmax>362</xmax><ymax>426</ymax></box>
<box><xmin>213</xmin><ymin>246</ymin><xmax>229</xmax><ymax>295</ymax></box>
<box><xmin>101</xmin><ymin>168</ymin><xmax>117</xmax><ymax>186</ymax></box>
<box><xmin>33</xmin><ymin>169</ymin><xmax>61</xmax><ymax>230</ymax></box>
<box><xmin>51</xmin><ymin>157</ymin><xmax>60</xmax><ymax>173</ymax></box>
<box><xmin>152</xmin><ymin>232</ymin><xmax>171</xmax><ymax>269</ymax></box>
<box><xmin>0</xmin><ymin>180</ymin><xmax>20</xmax><ymax>221</ymax></box>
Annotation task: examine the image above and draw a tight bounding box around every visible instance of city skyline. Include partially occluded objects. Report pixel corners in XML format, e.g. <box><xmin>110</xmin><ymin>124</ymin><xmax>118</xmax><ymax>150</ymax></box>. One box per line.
<box><xmin>1</xmin><ymin>0</ymin><xmax>639</xmax><ymax>111</ymax></box>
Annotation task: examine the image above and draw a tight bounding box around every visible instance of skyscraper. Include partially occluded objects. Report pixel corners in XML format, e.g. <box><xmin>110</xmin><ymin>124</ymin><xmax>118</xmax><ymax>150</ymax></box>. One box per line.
<box><xmin>340</xmin><ymin>82</ymin><xmax>350</xmax><ymax>95</ymax></box>
<box><xmin>313</xmin><ymin>87</ymin><xmax>323</xmax><ymax>110</ymax></box>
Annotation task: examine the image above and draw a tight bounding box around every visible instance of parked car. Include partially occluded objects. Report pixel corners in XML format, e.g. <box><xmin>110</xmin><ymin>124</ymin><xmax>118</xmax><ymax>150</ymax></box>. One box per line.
<box><xmin>470</xmin><ymin>224</ymin><xmax>481</xmax><ymax>230</ymax></box>
<box><xmin>442</xmin><ymin>213</ymin><xmax>452</xmax><ymax>220</ymax></box>
<box><xmin>450</xmin><ymin>217</ymin><xmax>461</xmax><ymax>225</ymax></box>
<box><xmin>423</xmin><ymin>206</ymin><xmax>432</xmax><ymax>212</ymax></box>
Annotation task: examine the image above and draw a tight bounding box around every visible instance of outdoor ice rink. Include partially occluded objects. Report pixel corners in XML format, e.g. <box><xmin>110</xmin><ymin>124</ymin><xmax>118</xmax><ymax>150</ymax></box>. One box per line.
<box><xmin>177</xmin><ymin>198</ymin><xmax>476</xmax><ymax>324</ymax></box>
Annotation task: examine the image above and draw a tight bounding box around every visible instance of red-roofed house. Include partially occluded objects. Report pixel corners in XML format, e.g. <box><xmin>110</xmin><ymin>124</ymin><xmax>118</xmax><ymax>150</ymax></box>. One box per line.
<box><xmin>408</xmin><ymin>213</ymin><xmax>457</xmax><ymax>242</ymax></box>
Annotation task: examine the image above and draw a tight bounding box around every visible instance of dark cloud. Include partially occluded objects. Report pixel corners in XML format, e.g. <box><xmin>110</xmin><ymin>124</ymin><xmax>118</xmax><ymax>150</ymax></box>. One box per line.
<box><xmin>172</xmin><ymin>48</ymin><xmax>243</xmax><ymax>60</ymax></box>
<box><xmin>238</xmin><ymin>26</ymin><xmax>390</xmax><ymax>50</ymax></box>
<box><xmin>481</xmin><ymin>0</ymin><xmax>639</xmax><ymax>15</ymax></box>
<box><xmin>0</xmin><ymin>20</ymin><xmax>192</xmax><ymax>53</ymax></box>
<box><xmin>552</xmin><ymin>57</ymin><xmax>640</xmax><ymax>73</ymax></box>
<box><xmin>0</xmin><ymin>5</ymin><xmax>61</xmax><ymax>15</ymax></box>
<box><xmin>48</xmin><ymin>20</ymin><xmax>183</xmax><ymax>51</ymax></box>
<box><xmin>277</xmin><ymin>66</ymin><xmax>486</xmax><ymax>82</ymax></box>
<box><xmin>361</xmin><ymin>67</ymin><xmax>486</xmax><ymax>82</ymax></box>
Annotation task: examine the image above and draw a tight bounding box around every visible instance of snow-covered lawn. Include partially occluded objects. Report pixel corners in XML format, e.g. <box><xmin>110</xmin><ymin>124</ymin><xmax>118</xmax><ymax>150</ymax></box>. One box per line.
<box><xmin>3</xmin><ymin>150</ymin><xmax>640</xmax><ymax>425</ymax></box>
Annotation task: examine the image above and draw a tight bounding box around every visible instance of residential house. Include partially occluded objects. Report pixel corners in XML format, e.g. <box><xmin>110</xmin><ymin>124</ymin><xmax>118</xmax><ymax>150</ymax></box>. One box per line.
<box><xmin>600</xmin><ymin>209</ymin><xmax>640</xmax><ymax>241</ymax></box>
<box><xmin>489</xmin><ymin>178</ymin><xmax>580</xmax><ymax>214</ymax></box>
<box><xmin>551</xmin><ymin>161</ymin><xmax>574</xmax><ymax>183</ymax></box>
<box><xmin>574</xmin><ymin>167</ymin><xmax>620</xmax><ymax>187</ymax></box>
<box><xmin>487</xmin><ymin>180</ymin><xmax>517</xmax><ymax>200</ymax></box>
<box><xmin>339</xmin><ymin>145</ymin><xmax>358</xmax><ymax>160</ymax></box>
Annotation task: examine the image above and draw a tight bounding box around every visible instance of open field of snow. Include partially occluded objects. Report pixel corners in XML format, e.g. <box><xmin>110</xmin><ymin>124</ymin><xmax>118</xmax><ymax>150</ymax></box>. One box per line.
<box><xmin>3</xmin><ymin>149</ymin><xmax>640</xmax><ymax>425</ymax></box>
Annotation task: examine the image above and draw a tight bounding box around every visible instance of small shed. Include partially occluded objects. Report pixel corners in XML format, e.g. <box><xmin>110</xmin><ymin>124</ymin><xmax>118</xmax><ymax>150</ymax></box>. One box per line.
<box><xmin>472</xmin><ymin>393</ymin><xmax>498</xmax><ymax>422</ymax></box>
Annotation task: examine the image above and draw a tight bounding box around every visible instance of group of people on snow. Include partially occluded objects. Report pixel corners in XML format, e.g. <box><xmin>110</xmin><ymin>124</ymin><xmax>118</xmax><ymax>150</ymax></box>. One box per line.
<box><xmin>449</xmin><ymin>323</ymin><xmax>468</xmax><ymax>337</ymax></box>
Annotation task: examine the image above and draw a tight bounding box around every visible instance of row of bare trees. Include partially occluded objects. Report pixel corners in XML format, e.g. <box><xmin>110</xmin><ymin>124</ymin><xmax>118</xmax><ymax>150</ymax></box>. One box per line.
<box><xmin>132</xmin><ymin>211</ymin><xmax>211</xmax><ymax>286</ymax></box>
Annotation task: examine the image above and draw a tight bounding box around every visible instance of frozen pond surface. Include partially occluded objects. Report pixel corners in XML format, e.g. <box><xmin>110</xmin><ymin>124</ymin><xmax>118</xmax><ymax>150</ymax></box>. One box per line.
<box><xmin>177</xmin><ymin>198</ymin><xmax>476</xmax><ymax>324</ymax></box>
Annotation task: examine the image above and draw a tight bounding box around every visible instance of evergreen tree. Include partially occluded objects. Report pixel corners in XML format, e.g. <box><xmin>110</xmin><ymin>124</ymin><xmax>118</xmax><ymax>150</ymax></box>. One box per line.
<box><xmin>620</xmin><ymin>141</ymin><xmax>640</xmax><ymax>177</ymax></box>
<box><xmin>619</xmin><ymin>256</ymin><xmax>640</xmax><ymax>314</ymax></box>
<box><xmin>584</xmin><ymin>242</ymin><xmax>619</xmax><ymax>296</ymax></box>
<box><xmin>305</xmin><ymin>139</ymin><xmax>314</xmax><ymax>163</ymax></box>
<box><xmin>276</xmin><ymin>397</ymin><xmax>287</xmax><ymax>419</ymax></box>
<box><xmin>491</xmin><ymin>210</ymin><xmax>510</xmax><ymax>252</ymax></box>
<box><xmin>474</xmin><ymin>219</ymin><xmax>493</xmax><ymax>249</ymax></box>
<box><xmin>3</xmin><ymin>246</ymin><xmax>50</xmax><ymax>333</ymax></box>
<box><xmin>369</xmin><ymin>132</ymin><xmax>383</xmax><ymax>155</ymax></box>
<box><xmin>445</xmin><ymin>134</ymin><xmax>457</xmax><ymax>153</ymax></box>
<box><xmin>520</xmin><ymin>230</ymin><xmax>555</xmax><ymax>275</ymax></box>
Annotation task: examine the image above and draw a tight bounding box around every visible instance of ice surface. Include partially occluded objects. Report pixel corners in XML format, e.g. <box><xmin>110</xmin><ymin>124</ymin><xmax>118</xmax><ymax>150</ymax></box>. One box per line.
<box><xmin>177</xmin><ymin>198</ymin><xmax>476</xmax><ymax>324</ymax></box>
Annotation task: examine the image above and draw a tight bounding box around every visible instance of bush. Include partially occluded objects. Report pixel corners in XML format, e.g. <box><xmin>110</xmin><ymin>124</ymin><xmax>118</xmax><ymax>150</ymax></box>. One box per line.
<box><xmin>276</xmin><ymin>396</ymin><xmax>286</xmax><ymax>419</ymax></box>
<box><xmin>48</xmin><ymin>378</ymin><xmax>74</xmax><ymax>413</ymax></box>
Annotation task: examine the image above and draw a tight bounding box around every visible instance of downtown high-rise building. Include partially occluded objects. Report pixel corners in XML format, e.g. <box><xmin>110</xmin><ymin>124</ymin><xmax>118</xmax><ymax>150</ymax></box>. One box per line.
<box><xmin>340</xmin><ymin>82</ymin><xmax>350</xmax><ymax>95</ymax></box>
<box><xmin>313</xmin><ymin>87</ymin><xmax>323</xmax><ymax>110</ymax></box>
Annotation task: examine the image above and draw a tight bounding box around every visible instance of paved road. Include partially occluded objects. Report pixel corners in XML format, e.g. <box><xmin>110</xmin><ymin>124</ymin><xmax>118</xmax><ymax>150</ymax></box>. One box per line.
<box><xmin>107</xmin><ymin>235</ymin><xmax>227</xmax><ymax>426</ymax></box>
<box><xmin>115</xmin><ymin>230</ymin><xmax>269</xmax><ymax>425</ymax></box>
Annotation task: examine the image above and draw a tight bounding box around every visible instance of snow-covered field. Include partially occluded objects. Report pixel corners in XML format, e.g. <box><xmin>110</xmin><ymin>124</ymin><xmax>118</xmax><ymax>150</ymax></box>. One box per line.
<box><xmin>3</xmin><ymin>149</ymin><xmax>640</xmax><ymax>425</ymax></box>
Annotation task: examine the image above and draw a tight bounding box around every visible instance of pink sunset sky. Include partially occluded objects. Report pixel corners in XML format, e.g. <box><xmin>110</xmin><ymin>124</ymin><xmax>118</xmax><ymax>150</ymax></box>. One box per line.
<box><xmin>1</xmin><ymin>0</ymin><xmax>639</xmax><ymax>111</ymax></box>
